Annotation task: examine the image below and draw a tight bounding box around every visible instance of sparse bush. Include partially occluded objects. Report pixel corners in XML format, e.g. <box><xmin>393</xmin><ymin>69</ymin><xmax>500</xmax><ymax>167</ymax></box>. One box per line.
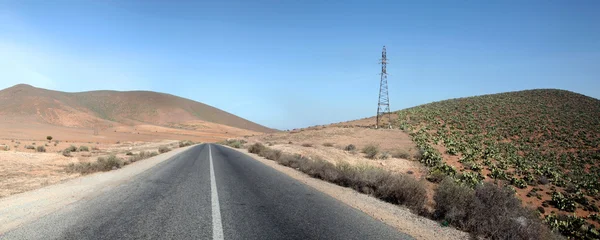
<box><xmin>379</xmin><ymin>152</ymin><xmax>390</xmax><ymax>159</ymax></box>
<box><xmin>301</xmin><ymin>143</ymin><xmax>313</xmax><ymax>147</ymax></box>
<box><xmin>65</xmin><ymin>145</ymin><xmax>77</xmax><ymax>152</ymax></box>
<box><xmin>36</xmin><ymin>146</ymin><xmax>46</xmax><ymax>152</ymax></box>
<box><xmin>322</xmin><ymin>142</ymin><xmax>334</xmax><ymax>147</ymax></box>
<box><xmin>96</xmin><ymin>155</ymin><xmax>123</xmax><ymax>171</ymax></box>
<box><xmin>25</xmin><ymin>145</ymin><xmax>35</xmax><ymax>150</ymax></box>
<box><xmin>262</xmin><ymin>148</ymin><xmax>282</xmax><ymax>161</ymax></box>
<box><xmin>158</xmin><ymin>146</ymin><xmax>171</xmax><ymax>153</ymax></box>
<box><xmin>46</xmin><ymin>136</ymin><xmax>52</xmax><ymax>141</ymax></box>
<box><xmin>126</xmin><ymin>151</ymin><xmax>133</xmax><ymax>156</ymax></box>
<box><xmin>426</xmin><ymin>169</ymin><xmax>447</xmax><ymax>183</ymax></box>
<box><xmin>79</xmin><ymin>146</ymin><xmax>89</xmax><ymax>152</ymax></box>
<box><xmin>434</xmin><ymin>178</ymin><xmax>475</xmax><ymax>228</ymax></box>
<box><xmin>1</xmin><ymin>145</ymin><xmax>9</xmax><ymax>151</ymax></box>
<box><xmin>220</xmin><ymin>139</ymin><xmax>245</xmax><ymax>148</ymax></box>
<box><xmin>374</xmin><ymin>172</ymin><xmax>427</xmax><ymax>213</ymax></box>
<box><xmin>248</xmin><ymin>143</ymin><xmax>266</xmax><ymax>154</ymax></box>
<box><xmin>344</xmin><ymin>144</ymin><xmax>356</xmax><ymax>151</ymax></box>
<box><xmin>178</xmin><ymin>140</ymin><xmax>195</xmax><ymax>148</ymax></box>
<box><xmin>362</xmin><ymin>144</ymin><xmax>379</xmax><ymax>159</ymax></box>
<box><xmin>62</xmin><ymin>149</ymin><xmax>72</xmax><ymax>157</ymax></box>
<box><xmin>392</xmin><ymin>150</ymin><xmax>411</xmax><ymax>159</ymax></box>
<box><xmin>91</xmin><ymin>146</ymin><xmax>99</xmax><ymax>151</ymax></box>
<box><xmin>434</xmin><ymin>179</ymin><xmax>558</xmax><ymax>239</ymax></box>
<box><xmin>66</xmin><ymin>162</ymin><xmax>95</xmax><ymax>174</ymax></box>
<box><xmin>129</xmin><ymin>151</ymin><xmax>157</xmax><ymax>162</ymax></box>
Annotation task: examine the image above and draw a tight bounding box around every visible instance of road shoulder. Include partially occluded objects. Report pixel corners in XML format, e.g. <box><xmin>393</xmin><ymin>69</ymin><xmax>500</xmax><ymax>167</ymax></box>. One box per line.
<box><xmin>224</xmin><ymin>145</ymin><xmax>469</xmax><ymax>240</ymax></box>
<box><xmin>0</xmin><ymin>145</ymin><xmax>197</xmax><ymax>235</ymax></box>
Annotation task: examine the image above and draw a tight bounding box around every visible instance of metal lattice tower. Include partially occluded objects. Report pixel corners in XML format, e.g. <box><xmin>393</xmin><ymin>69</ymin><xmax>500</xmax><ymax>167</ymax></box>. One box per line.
<box><xmin>376</xmin><ymin>46</ymin><xmax>391</xmax><ymax>129</ymax></box>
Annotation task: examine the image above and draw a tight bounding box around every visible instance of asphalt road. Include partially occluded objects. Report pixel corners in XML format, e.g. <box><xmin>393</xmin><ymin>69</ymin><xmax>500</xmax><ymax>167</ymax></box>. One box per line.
<box><xmin>1</xmin><ymin>144</ymin><xmax>413</xmax><ymax>240</ymax></box>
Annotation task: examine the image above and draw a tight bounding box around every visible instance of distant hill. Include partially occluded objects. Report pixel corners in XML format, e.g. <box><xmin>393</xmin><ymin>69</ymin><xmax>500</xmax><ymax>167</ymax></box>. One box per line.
<box><xmin>0</xmin><ymin>84</ymin><xmax>275</xmax><ymax>133</ymax></box>
<box><xmin>393</xmin><ymin>89</ymin><xmax>600</xmax><ymax>228</ymax></box>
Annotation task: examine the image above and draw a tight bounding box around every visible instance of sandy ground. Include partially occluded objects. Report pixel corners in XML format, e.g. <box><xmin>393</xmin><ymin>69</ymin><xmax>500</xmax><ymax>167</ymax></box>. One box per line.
<box><xmin>0</xmin><ymin>118</ymin><xmax>261</xmax><ymax>199</ymax></box>
<box><xmin>0</xmin><ymin>119</ymin><xmax>260</xmax><ymax>144</ymax></box>
<box><xmin>245</xmin><ymin>127</ymin><xmax>426</xmax><ymax>178</ymax></box>
<box><xmin>0</xmin><ymin>138</ymin><xmax>181</xmax><ymax>198</ymax></box>
<box><xmin>227</xmin><ymin>146</ymin><xmax>468</xmax><ymax>240</ymax></box>
<box><xmin>0</xmin><ymin>145</ymin><xmax>195</xmax><ymax>234</ymax></box>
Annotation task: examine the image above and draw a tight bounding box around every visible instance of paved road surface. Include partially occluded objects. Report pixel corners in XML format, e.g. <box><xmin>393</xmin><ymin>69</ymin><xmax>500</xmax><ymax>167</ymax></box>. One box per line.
<box><xmin>1</xmin><ymin>144</ymin><xmax>412</xmax><ymax>240</ymax></box>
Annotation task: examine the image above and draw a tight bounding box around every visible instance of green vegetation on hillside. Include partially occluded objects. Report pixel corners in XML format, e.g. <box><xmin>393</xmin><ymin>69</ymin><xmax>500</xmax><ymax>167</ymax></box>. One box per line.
<box><xmin>396</xmin><ymin>89</ymin><xmax>600</xmax><ymax>238</ymax></box>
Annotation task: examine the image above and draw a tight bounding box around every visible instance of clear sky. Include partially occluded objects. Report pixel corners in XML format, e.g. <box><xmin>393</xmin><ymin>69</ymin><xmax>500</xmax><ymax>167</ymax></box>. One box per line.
<box><xmin>1</xmin><ymin>1</ymin><xmax>599</xmax><ymax>130</ymax></box>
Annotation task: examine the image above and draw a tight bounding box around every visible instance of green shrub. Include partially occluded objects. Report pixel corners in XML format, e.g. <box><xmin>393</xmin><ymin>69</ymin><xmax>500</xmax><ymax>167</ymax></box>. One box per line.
<box><xmin>551</xmin><ymin>192</ymin><xmax>576</xmax><ymax>212</ymax></box>
<box><xmin>158</xmin><ymin>146</ymin><xmax>171</xmax><ymax>153</ymax></box>
<box><xmin>36</xmin><ymin>146</ymin><xmax>46</xmax><ymax>152</ymax></box>
<box><xmin>362</xmin><ymin>144</ymin><xmax>379</xmax><ymax>159</ymax></box>
<box><xmin>79</xmin><ymin>146</ymin><xmax>89</xmax><ymax>152</ymax></box>
<box><xmin>545</xmin><ymin>213</ymin><xmax>598</xmax><ymax>239</ymax></box>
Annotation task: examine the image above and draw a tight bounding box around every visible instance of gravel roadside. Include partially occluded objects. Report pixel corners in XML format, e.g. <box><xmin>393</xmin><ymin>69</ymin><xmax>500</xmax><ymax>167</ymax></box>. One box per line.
<box><xmin>0</xmin><ymin>145</ymin><xmax>196</xmax><ymax>235</ymax></box>
<box><xmin>225</xmin><ymin>146</ymin><xmax>469</xmax><ymax>240</ymax></box>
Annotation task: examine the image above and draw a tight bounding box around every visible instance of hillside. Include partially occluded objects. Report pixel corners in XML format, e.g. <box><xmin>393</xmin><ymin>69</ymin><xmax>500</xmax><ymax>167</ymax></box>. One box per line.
<box><xmin>0</xmin><ymin>84</ymin><xmax>274</xmax><ymax>133</ymax></box>
<box><xmin>394</xmin><ymin>89</ymin><xmax>600</xmax><ymax>235</ymax></box>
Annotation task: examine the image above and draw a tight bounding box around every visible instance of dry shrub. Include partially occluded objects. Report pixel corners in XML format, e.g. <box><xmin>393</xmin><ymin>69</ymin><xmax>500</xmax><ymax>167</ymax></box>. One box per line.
<box><xmin>262</xmin><ymin>148</ymin><xmax>282</xmax><ymax>161</ymax></box>
<box><xmin>62</xmin><ymin>149</ymin><xmax>72</xmax><ymax>157</ymax></box>
<box><xmin>96</xmin><ymin>155</ymin><xmax>123</xmax><ymax>171</ymax></box>
<box><xmin>322</xmin><ymin>142</ymin><xmax>334</xmax><ymax>147</ymax></box>
<box><xmin>66</xmin><ymin>145</ymin><xmax>78</xmax><ymax>152</ymax></box>
<box><xmin>79</xmin><ymin>146</ymin><xmax>89</xmax><ymax>152</ymax></box>
<box><xmin>344</xmin><ymin>144</ymin><xmax>356</xmax><ymax>151</ymax></box>
<box><xmin>301</xmin><ymin>143</ymin><xmax>313</xmax><ymax>147</ymax></box>
<box><xmin>362</xmin><ymin>144</ymin><xmax>379</xmax><ymax>159</ymax></box>
<box><xmin>248</xmin><ymin>143</ymin><xmax>266</xmax><ymax>154</ymax></box>
<box><xmin>434</xmin><ymin>178</ymin><xmax>560</xmax><ymax>240</ymax></box>
<box><xmin>392</xmin><ymin>150</ymin><xmax>411</xmax><ymax>159</ymax></box>
<box><xmin>158</xmin><ymin>146</ymin><xmax>171</xmax><ymax>153</ymax></box>
<box><xmin>129</xmin><ymin>151</ymin><xmax>157</xmax><ymax>162</ymax></box>
<box><xmin>248</xmin><ymin>144</ymin><xmax>428</xmax><ymax>214</ymax></box>
<box><xmin>434</xmin><ymin>178</ymin><xmax>475</xmax><ymax>228</ymax></box>
<box><xmin>66</xmin><ymin>155</ymin><xmax>124</xmax><ymax>174</ymax></box>
<box><xmin>36</xmin><ymin>146</ymin><xmax>46</xmax><ymax>152</ymax></box>
<box><xmin>178</xmin><ymin>140</ymin><xmax>195</xmax><ymax>148</ymax></box>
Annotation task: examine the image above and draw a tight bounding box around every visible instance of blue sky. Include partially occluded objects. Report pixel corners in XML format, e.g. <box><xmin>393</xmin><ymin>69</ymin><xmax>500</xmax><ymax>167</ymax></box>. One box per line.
<box><xmin>1</xmin><ymin>1</ymin><xmax>599</xmax><ymax>130</ymax></box>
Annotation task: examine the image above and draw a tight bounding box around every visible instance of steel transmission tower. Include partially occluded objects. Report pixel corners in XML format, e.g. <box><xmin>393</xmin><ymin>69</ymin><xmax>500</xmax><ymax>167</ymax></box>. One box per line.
<box><xmin>376</xmin><ymin>46</ymin><xmax>392</xmax><ymax>129</ymax></box>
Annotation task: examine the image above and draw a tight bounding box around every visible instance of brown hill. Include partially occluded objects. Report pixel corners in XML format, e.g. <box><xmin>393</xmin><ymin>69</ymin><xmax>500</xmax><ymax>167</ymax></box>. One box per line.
<box><xmin>0</xmin><ymin>84</ymin><xmax>274</xmax><ymax>133</ymax></box>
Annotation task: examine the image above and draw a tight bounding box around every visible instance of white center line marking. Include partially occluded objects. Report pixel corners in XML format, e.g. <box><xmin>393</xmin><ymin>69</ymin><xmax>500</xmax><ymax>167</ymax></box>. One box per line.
<box><xmin>209</xmin><ymin>145</ymin><xmax>224</xmax><ymax>240</ymax></box>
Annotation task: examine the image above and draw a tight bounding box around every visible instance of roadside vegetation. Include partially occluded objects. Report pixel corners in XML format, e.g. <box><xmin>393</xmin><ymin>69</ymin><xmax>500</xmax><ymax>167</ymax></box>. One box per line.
<box><xmin>222</xmin><ymin>141</ymin><xmax>561</xmax><ymax>239</ymax></box>
<box><xmin>219</xmin><ymin>139</ymin><xmax>247</xmax><ymax>148</ymax></box>
<box><xmin>65</xmin><ymin>140</ymin><xmax>196</xmax><ymax>175</ymax></box>
<box><xmin>396</xmin><ymin>89</ymin><xmax>600</xmax><ymax>238</ymax></box>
